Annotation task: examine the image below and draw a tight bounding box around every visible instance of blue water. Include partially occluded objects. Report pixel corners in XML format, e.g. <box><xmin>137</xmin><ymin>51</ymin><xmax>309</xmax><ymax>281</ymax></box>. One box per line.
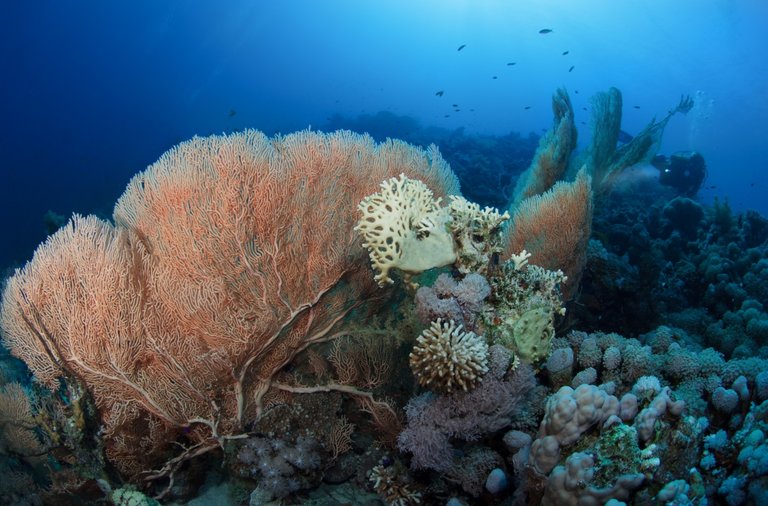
<box><xmin>1</xmin><ymin>0</ymin><xmax>766</xmax><ymax>271</ymax></box>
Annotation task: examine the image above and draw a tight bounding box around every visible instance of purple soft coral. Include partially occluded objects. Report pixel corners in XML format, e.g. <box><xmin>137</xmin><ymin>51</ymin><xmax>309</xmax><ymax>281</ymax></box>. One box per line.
<box><xmin>414</xmin><ymin>273</ymin><xmax>491</xmax><ymax>330</ymax></box>
<box><xmin>398</xmin><ymin>345</ymin><xmax>535</xmax><ymax>471</ymax></box>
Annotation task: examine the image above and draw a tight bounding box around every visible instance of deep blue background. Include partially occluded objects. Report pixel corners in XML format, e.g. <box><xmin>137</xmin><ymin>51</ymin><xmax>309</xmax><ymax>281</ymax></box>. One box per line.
<box><xmin>1</xmin><ymin>0</ymin><xmax>767</xmax><ymax>271</ymax></box>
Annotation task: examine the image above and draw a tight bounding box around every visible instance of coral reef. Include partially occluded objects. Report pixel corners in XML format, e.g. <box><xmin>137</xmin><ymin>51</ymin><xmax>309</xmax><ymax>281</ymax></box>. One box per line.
<box><xmin>356</xmin><ymin>174</ymin><xmax>457</xmax><ymax>286</ymax></box>
<box><xmin>414</xmin><ymin>272</ymin><xmax>490</xmax><ymax>330</ymax></box>
<box><xmin>368</xmin><ymin>460</ymin><xmax>422</xmax><ymax>506</ymax></box>
<box><xmin>2</xmin><ymin>86</ymin><xmax>766</xmax><ymax>505</ymax></box>
<box><xmin>398</xmin><ymin>345</ymin><xmax>535</xmax><ymax>472</ymax></box>
<box><xmin>585</xmin><ymin>86</ymin><xmax>623</xmax><ymax>181</ymax></box>
<box><xmin>586</xmin><ymin>89</ymin><xmax>694</xmax><ymax>198</ymax></box>
<box><xmin>483</xmin><ymin>257</ymin><xmax>567</xmax><ymax>364</ymax></box>
<box><xmin>0</xmin><ymin>129</ymin><xmax>459</xmax><ymax>492</ymax></box>
<box><xmin>580</xmin><ymin>175</ymin><xmax>768</xmax><ymax>343</ymax></box>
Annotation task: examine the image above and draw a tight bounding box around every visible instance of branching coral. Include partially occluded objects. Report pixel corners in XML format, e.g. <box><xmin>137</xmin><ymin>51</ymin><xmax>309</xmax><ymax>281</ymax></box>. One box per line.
<box><xmin>408</xmin><ymin>318</ymin><xmax>489</xmax><ymax>393</ymax></box>
<box><xmin>369</xmin><ymin>461</ymin><xmax>422</xmax><ymax>506</ymax></box>
<box><xmin>447</xmin><ymin>196</ymin><xmax>510</xmax><ymax>274</ymax></box>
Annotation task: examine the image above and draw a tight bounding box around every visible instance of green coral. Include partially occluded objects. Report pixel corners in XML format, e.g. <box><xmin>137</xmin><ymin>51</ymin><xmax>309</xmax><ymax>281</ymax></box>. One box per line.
<box><xmin>493</xmin><ymin>307</ymin><xmax>554</xmax><ymax>363</ymax></box>
<box><xmin>111</xmin><ymin>487</ymin><xmax>161</xmax><ymax>506</ymax></box>
<box><xmin>590</xmin><ymin>424</ymin><xmax>643</xmax><ymax>488</ymax></box>
<box><xmin>483</xmin><ymin>258</ymin><xmax>566</xmax><ymax>364</ymax></box>
<box><xmin>515</xmin><ymin>307</ymin><xmax>553</xmax><ymax>362</ymax></box>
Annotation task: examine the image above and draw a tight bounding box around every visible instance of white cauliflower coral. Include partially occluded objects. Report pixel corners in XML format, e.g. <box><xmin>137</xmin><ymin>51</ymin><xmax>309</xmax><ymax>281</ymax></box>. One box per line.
<box><xmin>355</xmin><ymin>174</ymin><xmax>456</xmax><ymax>286</ymax></box>
<box><xmin>447</xmin><ymin>196</ymin><xmax>510</xmax><ymax>274</ymax></box>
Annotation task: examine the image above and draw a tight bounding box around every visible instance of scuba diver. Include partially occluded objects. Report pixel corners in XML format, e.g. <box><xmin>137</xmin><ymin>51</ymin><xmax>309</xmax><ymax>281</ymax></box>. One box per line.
<box><xmin>651</xmin><ymin>151</ymin><xmax>707</xmax><ymax>197</ymax></box>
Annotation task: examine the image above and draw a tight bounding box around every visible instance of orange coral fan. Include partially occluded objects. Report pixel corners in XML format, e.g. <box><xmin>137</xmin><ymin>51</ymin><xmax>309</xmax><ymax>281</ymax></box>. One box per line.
<box><xmin>0</xmin><ymin>129</ymin><xmax>459</xmax><ymax>481</ymax></box>
<box><xmin>511</xmin><ymin>88</ymin><xmax>577</xmax><ymax>207</ymax></box>
<box><xmin>503</xmin><ymin>168</ymin><xmax>593</xmax><ymax>300</ymax></box>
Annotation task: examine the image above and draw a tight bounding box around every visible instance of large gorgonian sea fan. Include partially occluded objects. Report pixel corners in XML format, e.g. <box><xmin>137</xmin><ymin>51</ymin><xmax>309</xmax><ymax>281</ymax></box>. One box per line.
<box><xmin>0</xmin><ymin>128</ymin><xmax>460</xmax><ymax>482</ymax></box>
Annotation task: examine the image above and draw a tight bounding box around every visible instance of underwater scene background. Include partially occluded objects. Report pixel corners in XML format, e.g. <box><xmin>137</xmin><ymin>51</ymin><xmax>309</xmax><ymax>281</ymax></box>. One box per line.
<box><xmin>1</xmin><ymin>1</ymin><xmax>768</xmax><ymax>505</ymax></box>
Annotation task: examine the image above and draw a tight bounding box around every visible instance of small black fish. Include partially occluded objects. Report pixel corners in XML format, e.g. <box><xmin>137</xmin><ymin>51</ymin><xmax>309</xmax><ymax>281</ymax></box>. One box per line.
<box><xmin>492</xmin><ymin>76</ymin><xmax>498</xmax><ymax>79</ymax></box>
<box><xmin>707</xmin><ymin>185</ymin><xmax>718</xmax><ymax>189</ymax></box>
<box><xmin>633</xmin><ymin>105</ymin><xmax>641</xmax><ymax>109</ymax></box>
<box><xmin>436</xmin><ymin>90</ymin><xmax>444</xmax><ymax>97</ymax></box>
<box><xmin>452</xmin><ymin>104</ymin><xmax>458</xmax><ymax>107</ymax></box>
<box><xmin>574</xmin><ymin>90</ymin><xmax>579</xmax><ymax>94</ymax></box>
<box><xmin>524</xmin><ymin>106</ymin><xmax>531</xmax><ymax>110</ymax></box>
<box><xmin>562</xmin><ymin>50</ymin><xmax>569</xmax><ymax>55</ymax></box>
<box><xmin>454</xmin><ymin>109</ymin><xmax>460</xmax><ymax>112</ymax></box>
<box><xmin>457</xmin><ymin>44</ymin><xmax>466</xmax><ymax>51</ymax></box>
<box><xmin>539</xmin><ymin>28</ymin><xmax>553</xmax><ymax>34</ymax></box>
<box><xmin>444</xmin><ymin>114</ymin><xmax>451</xmax><ymax>118</ymax></box>
<box><xmin>750</xmin><ymin>182</ymin><xmax>756</xmax><ymax>187</ymax></box>
<box><xmin>582</xmin><ymin>107</ymin><xmax>587</xmax><ymax>111</ymax></box>
<box><xmin>228</xmin><ymin>109</ymin><xmax>236</xmax><ymax>117</ymax></box>
<box><xmin>568</xmin><ymin>65</ymin><xmax>575</xmax><ymax>72</ymax></box>
<box><xmin>507</xmin><ymin>62</ymin><xmax>516</xmax><ymax>66</ymax></box>
<box><xmin>581</xmin><ymin>121</ymin><xmax>586</xmax><ymax>125</ymax></box>
<box><xmin>470</xmin><ymin>108</ymin><xmax>475</xmax><ymax>112</ymax></box>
